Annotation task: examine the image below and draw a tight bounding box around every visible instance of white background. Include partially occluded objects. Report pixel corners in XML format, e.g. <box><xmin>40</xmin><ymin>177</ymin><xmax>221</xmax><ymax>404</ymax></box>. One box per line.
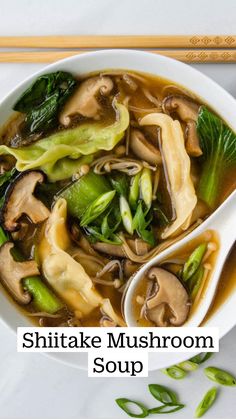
<box><xmin>0</xmin><ymin>0</ymin><xmax>236</xmax><ymax>418</ymax></box>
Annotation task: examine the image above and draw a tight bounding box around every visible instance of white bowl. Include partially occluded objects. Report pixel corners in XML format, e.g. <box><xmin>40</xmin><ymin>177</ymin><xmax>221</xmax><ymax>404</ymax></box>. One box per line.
<box><xmin>0</xmin><ymin>50</ymin><xmax>236</xmax><ymax>370</ymax></box>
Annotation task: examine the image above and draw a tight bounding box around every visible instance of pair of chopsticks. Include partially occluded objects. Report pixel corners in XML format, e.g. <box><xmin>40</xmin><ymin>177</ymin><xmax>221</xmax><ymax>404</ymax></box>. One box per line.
<box><xmin>0</xmin><ymin>35</ymin><xmax>236</xmax><ymax>63</ymax></box>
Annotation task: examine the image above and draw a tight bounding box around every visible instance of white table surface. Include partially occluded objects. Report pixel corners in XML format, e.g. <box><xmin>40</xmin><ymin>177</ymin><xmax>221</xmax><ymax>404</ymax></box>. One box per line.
<box><xmin>0</xmin><ymin>1</ymin><xmax>236</xmax><ymax>418</ymax></box>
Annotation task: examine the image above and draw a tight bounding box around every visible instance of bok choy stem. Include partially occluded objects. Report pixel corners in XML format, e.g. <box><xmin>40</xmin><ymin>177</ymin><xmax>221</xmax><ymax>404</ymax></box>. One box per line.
<box><xmin>0</xmin><ymin>226</ymin><xmax>62</xmax><ymax>314</ymax></box>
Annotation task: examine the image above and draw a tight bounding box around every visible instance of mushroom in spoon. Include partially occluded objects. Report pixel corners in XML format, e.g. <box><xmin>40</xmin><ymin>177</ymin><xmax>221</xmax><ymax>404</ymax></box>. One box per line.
<box><xmin>124</xmin><ymin>189</ymin><xmax>236</xmax><ymax>327</ymax></box>
<box><xmin>143</xmin><ymin>267</ymin><xmax>190</xmax><ymax>327</ymax></box>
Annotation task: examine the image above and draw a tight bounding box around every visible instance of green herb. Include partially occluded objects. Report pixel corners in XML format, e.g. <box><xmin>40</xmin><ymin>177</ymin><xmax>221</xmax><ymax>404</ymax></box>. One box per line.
<box><xmin>148</xmin><ymin>404</ymin><xmax>185</xmax><ymax>414</ymax></box>
<box><xmin>178</xmin><ymin>361</ymin><xmax>199</xmax><ymax>371</ymax></box>
<box><xmin>182</xmin><ymin>243</ymin><xmax>207</xmax><ymax>282</ymax></box>
<box><xmin>197</xmin><ymin>106</ymin><xmax>236</xmax><ymax>208</ymax></box>
<box><xmin>14</xmin><ymin>71</ymin><xmax>77</xmax><ymax>134</ymax></box>
<box><xmin>140</xmin><ymin>168</ymin><xmax>152</xmax><ymax>208</ymax></box>
<box><xmin>161</xmin><ymin>366</ymin><xmax>187</xmax><ymax>380</ymax></box>
<box><xmin>195</xmin><ymin>387</ymin><xmax>217</xmax><ymax>418</ymax></box>
<box><xmin>189</xmin><ymin>265</ymin><xmax>205</xmax><ymax>300</ymax></box>
<box><xmin>129</xmin><ymin>172</ymin><xmax>141</xmax><ymax>209</ymax></box>
<box><xmin>132</xmin><ymin>201</ymin><xmax>155</xmax><ymax>246</ymax></box>
<box><xmin>204</xmin><ymin>367</ymin><xmax>236</xmax><ymax>386</ymax></box>
<box><xmin>120</xmin><ymin>195</ymin><xmax>133</xmax><ymax>235</ymax></box>
<box><xmin>86</xmin><ymin>225</ymin><xmax>122</xmax><ymax>245</ymax></box>
<box><xmin>115</xmin><ymin>398</ymin><xmax>149</xmax><ymax>418</ymax></box>
<box><xmin>110</xmin><ymin>172</ymin><xmax>129</xmax><ymax>197</ymax></box>
<box><xmin>80</xmin><ymin>190</ymin><xmax>116</xmax><ymax>226</ymax></box>
<box><xmin>190</xmin><ymin>353</ymin><xmax>213</xmax><ymax>365</ymax></box>
<box><xmin>148</xmin><ymin>384</ymin><xmax>178</xmax><ymax>405</ymax></box>
<box><xmin>0</xmin><ymin>226</ymin><xmax>62</xmax><ymax>314</ymax></box>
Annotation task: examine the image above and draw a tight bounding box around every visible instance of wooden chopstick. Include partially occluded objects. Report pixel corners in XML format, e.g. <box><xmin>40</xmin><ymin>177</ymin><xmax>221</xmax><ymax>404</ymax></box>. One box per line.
<box><xmin>0</xmin><ymin>35</ymin><xmax>236</xmax><ymax>49</ymax></box>
<box><xmin>0</xmin><ymin>49</ymin><xmax>236</xmax><ymax>63</ymax></box>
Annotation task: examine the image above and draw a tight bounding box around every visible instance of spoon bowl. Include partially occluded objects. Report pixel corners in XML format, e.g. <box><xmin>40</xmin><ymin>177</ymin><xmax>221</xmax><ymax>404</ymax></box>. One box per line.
<box><xmin>124</xmin><ymin>189</ymin><xmax>236</xmax><ymax>327</ymax></box>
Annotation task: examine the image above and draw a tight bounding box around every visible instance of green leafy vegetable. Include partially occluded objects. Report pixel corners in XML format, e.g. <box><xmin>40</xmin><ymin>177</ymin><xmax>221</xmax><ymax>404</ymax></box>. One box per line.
<box><xmin>195</xmin><ymin>387</ymin><xmax>217</xmax><ymax>418</ymax></box>
<box><xmin>190</xmin><ymin>353</ymin><xmax>213</xmax><ymax>365</ymax></box>
<box><xmin>60</xmin><ymin>171</ymin><xmax>111</xmax><ymax>219</ymax></box>
<box><xmin>148</xmin><ymin>384</ymin><xmax>178</xmax><ymax>405</ymax></box>
<box><xmin>110</xmin><ymin>172</ymin><xmax>129</xmax><ymax>197</ymax></box>
<box><xmin>182</xmin><ymin>243</ymin><xmax>207</xmax><ymax>282</ymax></box>
<box><xmin>115</xmin><ymin>398</ymin><xmax>149</xmax><ymax>418</ymax></box>
<box><xmin>204</xmin><ymin>367</ymin><xmax>236</xmax><ymax>386</ymax></box>
<box><xmin>14</xmin><ymin>71</ymin><xmax>77</xmax><ymax>134</ymax></box>
<box><xmin>197</xmin><ymin>106</ymin><xmax>236</xmax><ymax>208</ymax></box>
<box><xmin>0</xmin><ymin>102</ymin><xmax>129</xmax><ymax>181</ymax></box>
<box><xmin>80</xmin><ymin>190</ymin><xmax>116</xmax><ymax>226</ymax></box>
<box><xmin>132</xmin><ymin>201</ymin><xmax>155</xmax><ymax>246</ymax></box>
<box><xmin>148</xmin><ymin>404</ymin><xmax>185</xmax><ymax>414</ymax></box>
<box><xmin>86</xmin><ymin>226</ymin><xmax>122</xmax><ymax>245</ymax></box>
<box><xmin>129</xmin><ymin>172</ymin><xmax>141</xmax><ymax>209</ymax></box>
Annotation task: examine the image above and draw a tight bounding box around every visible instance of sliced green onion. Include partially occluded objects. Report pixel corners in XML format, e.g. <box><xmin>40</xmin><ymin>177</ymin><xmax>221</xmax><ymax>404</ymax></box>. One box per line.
<box><xmin>120</xmin><ymin>196</ymin><xmax>133</xmax><ymax>235</ymax></box>
<box><xmin>182</xmin><ymin>243</ymin><xmax>207</xmax><ymax>282</ymax></box>
<box><xmin>178</xmin><ymin>361</ymin><xmax>199</xmax><ymax>371</ymax></box>
<box><xmin>204</xmin><ymin>367</ymin><xmax>236</xmax><ymax>386</ymax></box>
<box><xmin>189</xmin><ymin>266</ymin><xmax>205</xmax><ymax>300</ymax></box>
<box><xmin>161</xmin><ymin>366</ymin><xmax>187</xmax><ymax>380</ymax></box>
<box><xmin>115</xmin><ymin>398</ymin><xmax>149</xmax><ymax>418</ymax></box>
<box><xmin>190</xmin><ymin>353</ymin><xmax>213</xmax><ymax>365</ymax></box>
<box><xmin>140</xmin><ymin>168</ymin><xmax>152</xmax><ymax>208</ymax></box>
<box><xmin>148</xmin><ymin>404</ymin><xmax>185</xmax><ymax>414</ymax></box>
<box><xmin>129</xmin><ymin>172</ymin><xmax>141</xmax><ymax>209</ymax></box>
<box><xmin>195</xmin><ymin>387</ymin><xmax>217</xmax><ymax>418</ymax></box>
<box><xmin>80</xmin><ymin>190</ymin><xmax>116</xmax><ymax>226</ymax></box>
<box><xmin>23</xmin><ymin>277</ymin><xmax>63</xmax><ymax>314</ymax></box>
<box><xmin>148</xmin><ymin>384</ymin><xmax>178</xmax><ymax>405</ymax></box>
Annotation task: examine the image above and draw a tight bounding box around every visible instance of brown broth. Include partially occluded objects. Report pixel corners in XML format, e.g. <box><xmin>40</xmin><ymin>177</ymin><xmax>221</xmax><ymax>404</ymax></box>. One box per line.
<box><xmin>0</xmin><ymin>69</ymin><xmax>235</xmax><ymax>328</ymax></box>
<box><xmin>132</xmin><ymin>230</ymin><xmax>219</xmax><ymax>327</ymax></box>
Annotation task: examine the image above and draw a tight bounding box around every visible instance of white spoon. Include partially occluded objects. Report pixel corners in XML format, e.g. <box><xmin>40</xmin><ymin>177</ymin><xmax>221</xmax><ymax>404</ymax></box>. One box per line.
<box><xmin>124</xmin><ymin>189</ymin><xmax>236</xmax><ymax>327</ymax></box>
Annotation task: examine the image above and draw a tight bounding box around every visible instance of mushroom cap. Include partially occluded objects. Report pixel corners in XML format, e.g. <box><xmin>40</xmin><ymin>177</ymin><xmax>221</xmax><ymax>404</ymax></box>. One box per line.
<box><xmin>1</xmin><ymin>170</ymin><xmax>50</xmax><ymax>231</ymax></box>
<box><xmin>0</xmin><ymin>241</ymin><xmax>39</xmax><ymax>304</ymax></box>
<box><xmin>92</xmin><ymin>238</ymin><xmax>150</xmax><ymax>257</ymax></box>
<box><xmin>162</xmin><ymin>95</ymin><xmax>202</xmax><ymax>157</ymax></box>
<box><xmin>162</xmin><ymin>95</ymin><xmax>199</xmax><ymax>122</ymax></box>
<box><xmin>59</xmin><ymin>76</ymin><xmax>114</xmax><ymax>126</ymax></box>
<box><xmin>144</xmin><ymin>267</ymin><xmax>190</xmax><ymax>326</ymax></box>
<box><xmin>130</xmin><ymin>129</ymin><xmax>162</xmax><ymax>165</ymax></box>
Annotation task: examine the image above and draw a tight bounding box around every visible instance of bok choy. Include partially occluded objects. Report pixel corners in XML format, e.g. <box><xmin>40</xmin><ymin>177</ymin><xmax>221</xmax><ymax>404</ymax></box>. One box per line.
<box><xmin>197</xmin><ymin>106</ymin><xmax>236</xmax><ymax>208</ymax></box>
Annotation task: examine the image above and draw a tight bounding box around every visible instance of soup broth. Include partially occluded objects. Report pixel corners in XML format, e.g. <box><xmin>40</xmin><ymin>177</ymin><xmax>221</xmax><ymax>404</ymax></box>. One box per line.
<box><xmin>0</xmin><ymin>69</ymin><xmax>235</xmax><ymax>327</ymax></box>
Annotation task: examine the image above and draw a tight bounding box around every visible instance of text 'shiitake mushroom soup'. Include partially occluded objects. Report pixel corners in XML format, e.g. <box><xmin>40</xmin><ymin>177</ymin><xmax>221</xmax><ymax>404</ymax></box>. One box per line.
<box><xmin>0</xmin><ymin>69</ymin><xmax>235</xmax><ymax>327</ymax></box>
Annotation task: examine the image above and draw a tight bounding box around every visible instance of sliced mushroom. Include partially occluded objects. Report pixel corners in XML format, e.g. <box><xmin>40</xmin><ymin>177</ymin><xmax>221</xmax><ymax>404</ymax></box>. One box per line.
<box><xmin>1</xmin><ymin>170</ymin><xmax>50</xmax><ymax>232</ymax></box>
<box><xmin>162</xmin><ymin>95</ymin><xmax>202</xmax><ymax>157</ymax></box>
<box><xmin>0</xmin><ymin>242</ymin><xmax>39</xmax><ymax>304</ymax></box>
<box><xmin>59</xmin><ymin>76</ymin><xmax>114</xmax><ymax>125</ymax></box>
<box><xmin>92</xmin><ymin>238</ymin><xmax>150</xmax><ymax>257</ymax></box>
<box><xmin>130</xmin><ymin>129</ymin><xmax>162</xmax><ymax>165</ymax></box>
<box><xmin>143</xmin><ymin>267</ymin><xmax>190</xmax><ymax>326</ymax></box>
